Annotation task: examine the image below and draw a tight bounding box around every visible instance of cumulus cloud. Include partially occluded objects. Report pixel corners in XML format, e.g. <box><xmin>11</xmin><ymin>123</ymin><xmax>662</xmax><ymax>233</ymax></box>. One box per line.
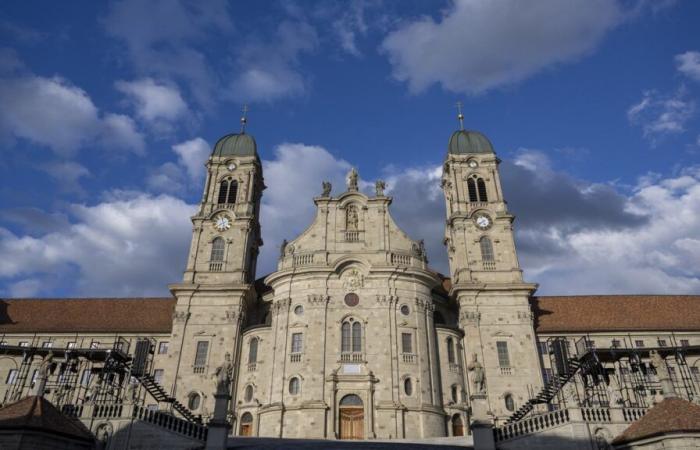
<box><xmin>39</xmin><ymin>161</ymin><xmax>91</xmax><ymax>194</ymax></box>
<box><xmin>627</xmin><ymin>87</ymin><xmax>695</xmax><ymax>142</ymax></box>
<box><xmin>102</xmin><ymin>0</ymin><xmax>232</xmax><ymax>108</ymax></box>
<box><xmin>147</xmin><ymin>137</ymin><xmax>210</xmax><ymax>193</ymax></box>
<box><xmin>0</xmin><ymin>193</ymin><xmax>195</xmax><ymax>297</ymax></box>
<box><xmin>115</xmin><ymin>78</ymin><xmax>189</xmax><ymax>133</ymax></box>
<box><xmin>229</xmin><ymin>21</ymin><xmax>318</xmax><ymax>103</ymax></box>
<box><xmin>380</xmin><ymin>0</ymin><xmax>622</xmax><ymax>94</ymax></box>
<box><xmin>0</xmin><ymin>74</ymin><xmax>145</xmax><ymax>156</ymax></box>
<box><xmin>676</xmin><ymin>51</ymin><xmax>700</xmax><ymax>81</ymax></box>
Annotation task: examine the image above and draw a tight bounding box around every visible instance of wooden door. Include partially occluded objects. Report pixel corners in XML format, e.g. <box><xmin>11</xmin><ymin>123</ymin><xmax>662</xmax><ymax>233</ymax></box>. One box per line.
<box><xmin>452</xmin><ymin>415</ymin><xmax>464</xmax><ymax>437</ymax></box>
<box><xmin>240</xmin><ymin>423</ymin><xmax>252</xmax><ymax>436</ymax></box>
<box><xmin>339</xmin><ymin>408</ymin><xmax>364</xmax><ymax>439</ymax></box>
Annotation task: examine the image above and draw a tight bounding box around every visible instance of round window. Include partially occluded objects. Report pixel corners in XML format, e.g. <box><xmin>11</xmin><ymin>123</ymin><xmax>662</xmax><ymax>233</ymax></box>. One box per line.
<box><xmin>400</xmin><ymin>305</ymin><xmax>410</xmax><ymax>316</ymax></box>
<box><xmin>344</xmin><ymin>293</ymin><xmax>359</xmax><ymax>307</ymax></box>
<box><xmin>294</xmin><ymin>305</ymin><xmax>304</xmax><ymax>316</ymax></box>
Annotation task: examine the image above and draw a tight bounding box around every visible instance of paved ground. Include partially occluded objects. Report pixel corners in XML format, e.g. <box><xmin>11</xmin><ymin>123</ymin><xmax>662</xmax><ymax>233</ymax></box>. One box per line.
<box><xmin>227</xmin><ymin>437</ymin><xmax>473</xmax><ymax>449</ymax></box>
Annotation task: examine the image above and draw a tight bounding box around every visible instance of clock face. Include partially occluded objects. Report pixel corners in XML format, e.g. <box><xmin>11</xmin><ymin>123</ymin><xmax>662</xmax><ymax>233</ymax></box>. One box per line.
<box><xmin>468</xmin><ymin>159</ymin><xmax>478</xmax><ymax>168</ymax></box>
<box><xmin>474</xmin><ymin>213</ymin><xmax>492</xmax><ymax>230</ymax></box>
<box><xmin>227</xmin><ymin>163</ymin><xmax>237</xmax><ymax>171</ymax></box>
<box><xmin>214</xmin><ymin>215</ymin><xmax>231</xmax><ymax>231</ymax></box>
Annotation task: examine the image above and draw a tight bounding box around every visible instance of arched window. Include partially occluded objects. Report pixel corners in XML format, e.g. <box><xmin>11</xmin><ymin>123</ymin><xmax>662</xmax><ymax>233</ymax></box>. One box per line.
<box><xmin>244</xmin><ymin>385</ymin><xmax>254</xmax><ymax>402</ymax></box>
<box><xmin>451</xmin><ymin>385</ymin><xmax>459</xmax><ymax>403</ymax></box>
<box><xmin>218</xmin><ymin>179</ymin><xmax>238</xmax><ymax>204</ymax></box>
<box><xmin>211</xmin><ymin>237</ymin><xmax>225</xmax><ymax>262</ymax></box>
<box><xmin>505</xmin><ymin>394</ymin><xmax>515</xmax><ymax>412</ymax></box>
<box><xmin>289</xmin><ymin>377</ymin><xmax>300</xmax><ymax>395</ymax></box>
<box><xmin>239</xmin><ymin>412</ymin><xmax>253</xmax><ymax>436</ymax></box>
<box><xmin>248</xmin><ymin>338</ymin><xmax>258</xmax><ymax>364</ymax></box>
<box><xmin>447</xmin><ymin>337</ymin><xmax>456</xmax><ymax>364</ymax></box>
<box><xmin>217</xmin><ymin>180</ymin><xmax>229</xmax><ymax>204</ymax></box>
<box><xmin>480</xmin><ymin>236</ymin><xmax>494</xmax><ymax>262</ymax></box>
<box><xmin>467</xmin><ymin>178</ymin><xmax>478</xmax><ymax>202</ymax></box>
<box><xmin>188</xmin><ymin>392</ymin><xmax>201</xmax><ymax>410</ymax></box>
<box><xmin>477</xmin><ymin>178</ymin><xmax>488</xmax><ymax>202</ymax></box>
<box><xmin>340</xmin><ymin>394</ymin><xmax>363</xmax><ymax>406</ymax></box>
<box><xmin>341</xmin><ymin>319</ymin><xmax>362</xmax><ymax>354</ymax></box>
<box><xmin>404</xmin><ymin>378</ymin><xmax>413</xmax><ymax>396</ymax></box>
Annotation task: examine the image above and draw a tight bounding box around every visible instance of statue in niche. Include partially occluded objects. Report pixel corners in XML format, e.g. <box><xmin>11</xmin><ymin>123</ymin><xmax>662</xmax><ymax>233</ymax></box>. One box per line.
<box><xmin>347</xmin><ymin>168</ymin><xmax>359</xmax><ymax>191</ymax></box>
<box><xmin>467</xmin><ymin>353</ymin><xmax>486</xmax><ymax>394</ymax></box>
<box><xmin>375</xmin><ymin>180</ymin><xmax>386</xmax><ymax>196</ymax></box>
<box><xmin>322</xmin><ymin>181</ymin><xmax>332</xmax><ymax>197</ymax></box>
<box><xmin>346</xmin><ymin>205</ymin><xmax>359</xmax><ymax>230</ymax></box>
<box><xmin>213</xmin><ymin>352</ymin><xmax>233</xmax><ymax>394</ymax></box>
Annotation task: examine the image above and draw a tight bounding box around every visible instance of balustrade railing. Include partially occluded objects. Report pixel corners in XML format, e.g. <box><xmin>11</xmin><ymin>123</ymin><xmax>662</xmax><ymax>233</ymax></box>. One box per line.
<box><xmin>494</xmin><ymin>409</ymin><xmax>570</xmax><ymax>442</ymax></box>
<box><xmin>293</xmin><ymin>253</ymin><xmax>314</xmax><ymax>266</ymax></box>
<box><xmin>402</xmin><ymin>353</ymin><xmax>416</xmax><ymax>364</ymax></box>
<box><xmin>622</xmin><ymin>407</ymin><xmax>647</xmax><ymax>422</ymax></box>
<box><xmin>391</xmin><ymin>253</ymin><xmax>412</xmax><ymax>266</ymax></box>
<box><xmin>581</xmin><ymin>407</ymin><xmax>611</xmax><ymax>423</ymax></box>
<box><xmin>290</xmin><ymin>353</ymin><xmax>302</xmax><ymax>363</ymax></box>
<box><xmin>133</xmin><ymin>405</ymin><xmax>207</xmax><ymax>441</ymax></box>
<box><xmin>482</xmin><ymin>260</ymin><xmax>496</xmax><ymax>271</ymax></box>
<box><xmin>340</xmin><ymin>352</ymin><xmax>363</xmax><ymax>363</ymax></box>
<box><xmin>209</xmin><ymin>262</ymin><xmax>223</xmax><ymax>272</ymax></box>
<box><xmin>345</xmin><ymin>231</ymin><xmax>360</xmax><ymax>242</ymax></box>
<box><xmin>247</xmin><ymin>362</ymin><xmax>257</xmax><ymax>372</ymax></box>
<box><xmin>500</xmin><ymin>367</ymin><xmax>512</xmax><ymax>375</ymax></box>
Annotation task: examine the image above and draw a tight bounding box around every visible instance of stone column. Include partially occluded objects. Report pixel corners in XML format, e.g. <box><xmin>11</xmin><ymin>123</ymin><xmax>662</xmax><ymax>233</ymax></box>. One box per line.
<box><xmin>205</xmin><ymin>390</ymin><xmax>231</xmax><ymax>450</ymax></box>
<box><xmin>470</xmin><ymin>393</ymin><xmax>495</xmax><ymax>450</ymax></box>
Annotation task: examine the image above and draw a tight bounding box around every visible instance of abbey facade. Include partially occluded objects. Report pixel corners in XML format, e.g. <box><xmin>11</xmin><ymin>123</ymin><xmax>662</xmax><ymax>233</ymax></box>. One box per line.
<box><xmin>1</xmin><ymin>126</ymin><xmax>699</xmax><ymax>449</ymax></box>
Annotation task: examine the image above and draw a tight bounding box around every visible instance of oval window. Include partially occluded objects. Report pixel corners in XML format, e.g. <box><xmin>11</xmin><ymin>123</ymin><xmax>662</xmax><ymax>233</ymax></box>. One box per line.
<box><xmin>404</xmin><ymin>378</ymin><xmax>413</xmax><ymax>396</ymax></box>
<box><xmin>244</xmin><ymin>385</ymin><xmax>253</xmax><ymax>402</ymax></box>
<box><xmin>505</xmin><ymin>394</ymin><xmax>515</xmax><ymax>412</ymax></box>
<box><xmin>188</xmin><ymin>393</ymin><xmax>201</xmax><ymax>410</ymax></box>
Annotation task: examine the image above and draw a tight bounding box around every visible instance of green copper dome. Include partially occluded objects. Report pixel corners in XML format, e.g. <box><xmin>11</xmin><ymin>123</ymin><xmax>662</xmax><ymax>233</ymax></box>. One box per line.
<box><xmin>448</xmin><ymin>130</ymin><xmax>495</xmax><ymax>155</ymax></box>
<box><xmin>211</xmin><ymin>133</ymin><xmax>257</xmax><ymax>158</ymax></box>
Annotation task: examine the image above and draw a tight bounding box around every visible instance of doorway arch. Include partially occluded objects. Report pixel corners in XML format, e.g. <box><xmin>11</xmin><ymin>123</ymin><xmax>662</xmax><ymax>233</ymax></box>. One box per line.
<box><xmin>339</xmin><ymin>394</ymin><xmax>364</xmax><ymax>440</ymax></box>
<box><xmin>452</xmin><ymin>414</ymin><xmax>464</xmax><ymax>437</ymax></box>
<box><xmin>239</xmin><ymin>412</ymin><xmax>253</xmax><ymax>436</ymax></box>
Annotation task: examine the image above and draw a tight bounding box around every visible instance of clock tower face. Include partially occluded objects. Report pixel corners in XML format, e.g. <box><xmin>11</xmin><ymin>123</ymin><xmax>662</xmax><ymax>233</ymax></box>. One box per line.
<box><xmin>213</xmin><ymin>214</ymin><xmax>231</xmax><ymax>231</ymax></box>
<box><xmin>474</xmin><ymin>213</ymin><xmax>492</xmax><ymax>230</ymax></box>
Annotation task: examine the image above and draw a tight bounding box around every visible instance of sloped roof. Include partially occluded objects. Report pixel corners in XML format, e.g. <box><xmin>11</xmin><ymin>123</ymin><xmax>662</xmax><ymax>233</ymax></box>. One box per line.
<box><xmin>531</xmin><ymin>295</ymin><xmax>700</xmax><ymax>333</ymax></box>
<box><xmin>613</xmin><ymin>397</ymin><xmax>700</xmax><ymax>444</ymax></box>
<box><xmin>0</xmin><ymin>297</ymin><xmax>175</xmax><ymax>333</ymax></box>
<box><xmin>0</xmin><ymin>395</ymin><xmax>94</xmax><ymax>442</ymax></box>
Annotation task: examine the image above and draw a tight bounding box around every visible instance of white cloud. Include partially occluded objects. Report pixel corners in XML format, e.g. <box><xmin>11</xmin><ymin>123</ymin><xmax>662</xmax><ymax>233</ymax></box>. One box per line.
<box><xmin>380</xmin><ymin>0</ymin><xmax>622</xmax><ymax>94</ymax></box>
<box><xmin>676</xmin><ymin>51</ymin><xmax>700</xmax><ymax>81</ymax></box>
<box><xmin>0</xmin><ymin>74</ymin><xmax>145</xmax><ymax>156</ymax></box>
<box><xmin>0</xmin><ymin>192</ymin><xmax>195</xmax><ymax>296</ymax></box>
<box><xmin>229</xmin><ymin>21</ymin><xmax>318</xmax><ymax>103</ymax></box>
<box><xmin>40</xmin><ymin>161</ymin><xmax>91</xmax><ymax>194</ymax></box>
<box><xmin>332</xmin><ymin>0</ymin><xmax>370</xmax><ymax>57</ymax></box>
<box><xmin>172</xmin><ymin>137</ymin><xmax>209</xmax><ymax>182</ymax></box>
<box><xmin>115</xmin><ymin>78</ymin><xmax>189</xmax><ymax>132</ymax></box>
<box><xmin>627</xmin><ymin>88</ymin><xmax>695</xmax><ymax>142</ymax></box>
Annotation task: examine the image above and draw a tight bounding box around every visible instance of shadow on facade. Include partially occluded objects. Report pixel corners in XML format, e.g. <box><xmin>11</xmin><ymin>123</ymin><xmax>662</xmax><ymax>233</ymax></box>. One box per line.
<box><xmin>0</xmin><ymin>300</ymin><xmax>15</xmax><ymax>326</ymax></box>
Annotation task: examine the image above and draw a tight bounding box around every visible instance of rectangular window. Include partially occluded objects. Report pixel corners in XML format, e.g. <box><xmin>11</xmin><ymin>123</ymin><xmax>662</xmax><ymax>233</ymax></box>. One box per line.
<box><xmin>691</xmin><ymin>367</ymin><xmax>700</xmax><ymax>382</ymax></box>
<box><xmin>67</xmin><ymin>342</ymin><xmax>76</xmax><ymax>349</ymax></box>
<box><xmin>42</xmin><ymin>341</ymin><xmax>53</xmax><ymax>348</ymax></box>
<box><xmin>291</xmin><ymin>333</ymin><xmax>303</xmax><ymax>353</ymax></box>
<box><xmin>153</xmin><ymin>369</ymin><xmax>164</xmax><ymax>384</ymax></box>
<box><xmin>194</xmin><ymin>341</ymin><xmax>209</xmax><ymax>368</ymax></box>
<box><xmin>80</xmin><ymin>369</ymin><xmax>91</xmax><ymax>386</ymax></box>
<box><xmin>401</xmin><ymin>333</ymin><xmax>413</xmax><ymax>354</ymax></box>
<box><xmin>19</xmin><ymin>341</ymin><xmax>29</xmax><ymax>347</ymax></box>
<box><xmin>496</xmin><ymin>341</ymin><xmax>510</xmax><ymax>367</ymax></box>
<box><xmin>635</xmin><ymin>340</ymin><xmax>644</xmax><ymax>348</ymax></box>
<box><xmin>90</xmin><ymin>341</ymin><xmax>100</xmax><ymax>349</ymax></box>
<box><xmin>658</xmin><ymin>339</ymin><xmax>667</xmax><ymax>347</ymax></box>
<box><xmin>0</xmin><ymin>341</ymin><xmax>6</xmax><ymax>346</ymax></box>
<box><xmin>681</xmin><ymin>339</ymin><xmax>690</xmax><ymax>347</ymax></box>
<box><xmin>611</xmin><ymin>339</ymin><xmax>621</xmax><ymax>348</ymax></box>
<box><xmin>6</xmin><ymin>369</ymin><xmax>18</xmax><ymax>385</ymax></box>
<box><xmin>158</xmin><ymin>342</ymin><xmax>169</xmax><ymax>355</ymax></box>
<box><xmin>538</xmin><ymin>341</ymin><xmax>549</xmax><ymax>354</ymax></box>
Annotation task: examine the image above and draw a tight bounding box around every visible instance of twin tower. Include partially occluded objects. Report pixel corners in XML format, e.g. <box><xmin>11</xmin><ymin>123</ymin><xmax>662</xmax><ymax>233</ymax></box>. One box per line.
<box><xmin>163</xmin><ymin>121</ymin><xmax>542</xmax><ymax>439</ymax></box>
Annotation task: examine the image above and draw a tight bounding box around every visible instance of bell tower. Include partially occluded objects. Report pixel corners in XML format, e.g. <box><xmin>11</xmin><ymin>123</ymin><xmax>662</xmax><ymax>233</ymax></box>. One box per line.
<box><xmin>165</xmin><ymin>110</ymin><xmax>263</xmax><ymax>417</ymax></box>
<box><xmin>442</xmin><ymin>108</ymin><xmax>542</xmax><ymax>421</ymax></box>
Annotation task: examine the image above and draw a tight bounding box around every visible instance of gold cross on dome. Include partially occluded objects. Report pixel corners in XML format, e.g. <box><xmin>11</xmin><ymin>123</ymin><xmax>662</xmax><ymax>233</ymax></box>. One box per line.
<box><xmin>240</xmin><ymin>104</ymin><xmax>249</xmax><ymax>133</ymax></box>
<box><xmin>456</xmin><ymin>101</ymin><xmax>464</xmax><ymax>130</ymax></box>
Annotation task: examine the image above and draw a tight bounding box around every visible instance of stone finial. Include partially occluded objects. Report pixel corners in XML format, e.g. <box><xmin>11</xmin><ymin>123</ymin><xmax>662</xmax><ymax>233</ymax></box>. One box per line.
<box><xmin>375</xmin><ymin>179</ymin><xmax>386</xmax><ymax>196</ymax></box>
<box><xmin>347</xmin><ymin>168</ymin><xmax>358</xmax><ymax>191</ymax></box>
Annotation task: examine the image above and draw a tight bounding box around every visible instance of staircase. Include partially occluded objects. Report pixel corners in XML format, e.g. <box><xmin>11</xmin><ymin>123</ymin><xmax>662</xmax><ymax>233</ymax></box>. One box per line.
<box><xmin>506</xmin><ymin>352</ymin><xmax>594</xmax><ymax>423</ymax></box>
<box><xmin>136</xmin><ymin>374</ymin><xmax>200</xmax><ymax>423</ymax></box>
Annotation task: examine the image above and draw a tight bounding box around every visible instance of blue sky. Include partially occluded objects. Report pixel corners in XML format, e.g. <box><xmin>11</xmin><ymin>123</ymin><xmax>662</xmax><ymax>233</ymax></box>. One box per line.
<box><xmin>1</xmin><ymin>0</ymin><xmax>700</xmax><ymax>298</ymax></box>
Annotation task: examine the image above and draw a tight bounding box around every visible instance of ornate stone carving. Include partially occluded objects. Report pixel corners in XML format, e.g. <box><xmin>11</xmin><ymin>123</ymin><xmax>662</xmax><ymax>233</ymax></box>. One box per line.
<box><xmin>307</xmin><ymin>294</ymin><xmax>330</xmax><ymax>305</ymax></box>
<box><xmin>342</xmin><ymin>269</ymin><xmax>364</xmax><ymax>292</ymax></box>
<box><xmin>375</xmin><ymin>295</ymin><xmax>397</xmax><ymax>306</ymax></box>
<box><xmin>225</xmin><ymin>309</ymin><xmax>239</xmax><ymax>323</ymax></box>
<box><xmin>460</xmin><ymin>311</ymin><xmax>481</xmax><ymax>324</ymax></box>
<box><xmin>272</xmin><ymin>298</ymin><xmax>292</xmax><ymax>315</ymax></box>
<box><xmin>517</xmin><ymin>311</ymin><xmax>533</xmax><ymax>322</ymax></box>
<box><xmin>375</xmin><ymin>180</ymin><xmax>386</xmax><ymax>196</ymax></box>
<box><xmin>467</xmin><ymin>353</ymin><xmax>486</xmax><ymax>394</ymax></box>
<box><xmin>321</xmin><ymin>181</ymin><xmax>332</xmax><ymax>197</ymax></box>
<box><xmin>347</xmin><ymin>168</ymin><xmax>358</xmax><ymax>191</ymax></box>
<box><xmin>346</xmin><ymin>205</ymin><xmax>359</xmax><ymax>230</ymax></box>
<box><xmin>173</xmin><ymin>310</ymin><xmax>190</xmax><ymax>323</ymax></box>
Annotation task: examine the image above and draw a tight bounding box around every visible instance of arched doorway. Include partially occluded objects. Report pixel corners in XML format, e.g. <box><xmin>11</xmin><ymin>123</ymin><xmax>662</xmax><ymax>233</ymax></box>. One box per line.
<box><xmin>452</xmin><ymin>414</ymin><xmax>464</xmax><ymax>437</ymax></box>
<box><xmin>239</xmin><ymin>412</ymin><xmax>253</xmax><ymax>436</ymax></box>
<box><xmin>339</xmin><ymin>394</ymin><xmax>364</xmax><ymax>440</ymax></box>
